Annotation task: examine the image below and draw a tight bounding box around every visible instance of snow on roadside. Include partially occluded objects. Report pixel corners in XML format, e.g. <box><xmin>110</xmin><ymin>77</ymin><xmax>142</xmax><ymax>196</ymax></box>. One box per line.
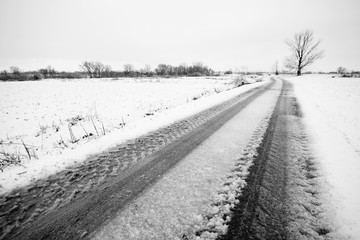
<box><xmin>0</xmin><ymin>76</ymin><xmax>269</xmax><ymax>195</ymax></box>
<box><xmin>286</xmin><ymin>74</ymin><xmax>360</xmax><ymax>239</ymax></box>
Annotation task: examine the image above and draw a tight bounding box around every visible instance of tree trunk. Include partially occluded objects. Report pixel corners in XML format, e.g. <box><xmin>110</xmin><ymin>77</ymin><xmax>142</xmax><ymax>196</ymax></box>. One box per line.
<box><xmin>297</xmin><ymin>68</ymin><xmax>301</xmax><ymax>76</ymax></box>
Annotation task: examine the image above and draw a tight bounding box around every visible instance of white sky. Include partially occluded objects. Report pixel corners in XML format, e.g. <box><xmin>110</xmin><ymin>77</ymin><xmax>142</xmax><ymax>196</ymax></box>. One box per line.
<box><xmin>0</xmin><ymin>0</ymin><xmax>359</xmax><ymax>72</ymax></box>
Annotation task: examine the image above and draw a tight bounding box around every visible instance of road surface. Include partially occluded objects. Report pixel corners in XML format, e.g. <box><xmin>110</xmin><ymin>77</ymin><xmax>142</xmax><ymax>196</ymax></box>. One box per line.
<box><xmin>0</xmin><ymin>78</ymin><xmax>333</xmax><ymax>240</ymax></box>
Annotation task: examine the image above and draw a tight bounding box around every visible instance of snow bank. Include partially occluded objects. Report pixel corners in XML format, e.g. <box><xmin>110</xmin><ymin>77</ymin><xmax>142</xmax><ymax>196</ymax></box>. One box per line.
<box><xmin>0</xmin><ymin>77</ymin><xmax>268</xmax><ymax>195</ymax></box>
<box><xmin>286</xmin><ymin>74</ymin><xmax>360</xmax><ymax>239</ymax></box>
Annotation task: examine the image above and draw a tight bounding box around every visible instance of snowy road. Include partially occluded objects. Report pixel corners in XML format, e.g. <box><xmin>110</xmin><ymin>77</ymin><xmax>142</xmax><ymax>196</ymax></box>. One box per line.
<box><xmin>2</xmin><ymin>76</ymin><xmax>346</xmax><ymax>240</ymax></box>
<box><xmin>1</xmin><ymin>79</ymin><xmax>277</xmax><ymax>239</ymax></box>
<box><xmin>91</xmin><ymin>80</ymin><xmax>281</xmax><ymax>240</ymax></box>
<box><xmin>91</xmin><ymin>78</ymin><xmax>335</xmax><ymax>240</ymax></box>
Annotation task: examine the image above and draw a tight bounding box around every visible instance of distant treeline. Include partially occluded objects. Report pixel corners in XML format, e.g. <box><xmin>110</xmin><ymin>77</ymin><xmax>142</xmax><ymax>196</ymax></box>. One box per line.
<box><xmin>0</xmin><ymin>66</ymin><xmax>87</xmax><ymax>81</ymax></box>
<box><xmin>2</xmin><ymin>62</ymin><xmax>360</xmax><ymax>81</ymax></box>
<box><xmin>0</xmin><ymin>62</ymin><xmax>231</xmax><ymax>81</ymax></box>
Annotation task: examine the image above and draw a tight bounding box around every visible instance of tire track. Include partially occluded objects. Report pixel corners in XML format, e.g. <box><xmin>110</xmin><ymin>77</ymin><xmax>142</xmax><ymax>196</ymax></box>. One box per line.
<box><xmin>194</xmin><ymin>112</ymin><xmax>274</xmax><ymax>239</ymax></box>
<box><xmin>0</xmin><ymin>82</ymin><xmax>273</xmax><ymax>240</ymax></box>
<box><xmin>218</xmin><ymin>79</ymin><xmax>332</xmax><ymax>240</ymax></box>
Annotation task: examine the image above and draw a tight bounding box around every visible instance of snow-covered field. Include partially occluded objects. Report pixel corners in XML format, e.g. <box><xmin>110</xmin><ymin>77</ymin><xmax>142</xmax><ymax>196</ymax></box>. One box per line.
<box><xmin>0</xmin><ymin>77</ymin><xmax>234</xmax><ymax>162</ymax></box>
<box><xmin>0</xmin><ymin>75</ymin><xmax>266</xmax><ymax>194</ymax></box>
<box><xmin>286</xmin><ymin>75</ymin><xmax>360</xmax><ymax>239</ymax></box>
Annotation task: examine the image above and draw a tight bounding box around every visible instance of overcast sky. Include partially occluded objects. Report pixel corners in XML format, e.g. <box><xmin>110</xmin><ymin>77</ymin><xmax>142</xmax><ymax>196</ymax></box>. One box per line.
<box><xmin>0</xmin><ymin>0</ymin><xmax>359</xmax><ymax>72</ymax></box>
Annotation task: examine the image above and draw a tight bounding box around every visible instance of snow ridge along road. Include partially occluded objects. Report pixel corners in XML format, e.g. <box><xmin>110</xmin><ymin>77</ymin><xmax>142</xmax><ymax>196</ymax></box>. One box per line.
<box><xmin>221</xmin><ymin>79</ymin><xmax>333</xmax><ymax>240</ymax></box>
<box><xmin>0</xmin><ymin>80</ymin><xmax>274</xmax><ymax>239</ymax></box>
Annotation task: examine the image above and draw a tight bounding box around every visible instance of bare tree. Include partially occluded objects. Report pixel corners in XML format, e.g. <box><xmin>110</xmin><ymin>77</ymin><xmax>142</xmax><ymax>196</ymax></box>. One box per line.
<box><xmin>103</xmin><ymin>64</ymin><xmax>112</xmax><ymax>77</ymax></box>
<box><xmin>10</xmin><ymin>66</ymin><xmax>21</xmax><ymax>75</ymax></box>
<box><xmin>144</xmin><ymin>64</ymin><xmax>151</xmax><ymax>73</ymax></box>
<box><xmin>192</xmin><ymin>62</ymin><xmax>204</xmax><ymax>68</ymax></box>
<box><xmin>0</xmin><ymin>70</ymin><xmax>9</xmax><ymax>80</ymax></box>
<box><xmin>178</xmin><ymin>63</ymin><xmax>188</xmax><ymax>76</ymax></box>
<box><xmin>80</xmin><ymin>61</ymin><xmax>110</xmax><ymax>78</ymax></box>
<box><xmin>47</xmin><ymin>65</ymin><xmax>56</xmax><ymax>77</ymax></box>
<box><xmin>285</xmin><ymin>30</ymin><xmax>324</xmax><ymax>76</ymax></box>
<box><xmin>337</xmin><ymin>66</ymin><xmax>347</xmax><ymax>75</ymax></box>
<box><xmin>155</xmin><ymin>64</ymin><xmax>169</xmax><ymax>76</ymax></box>
<box><xmin>80</xmin><ymin>61</ymin><xmax>95</xmax><ymax>78</ymax></box>
<box><xmin>92</xmin><ymin>61</ymin><xmax>105</xmax><ymax>78</ymax></box>
<box><xmin>123</xmin><ymin>64</ymin><xmax>134</xmax><ymax>73</ymax></box>
<box><xmin>140</xmin><ymin>65</ymin><xmax>152</xmax><ymax>76</ymax></box>
<box><xmin>39</xmin><ymin>65</ymin><xmax>56</xmax><ymax>78</ymax></box>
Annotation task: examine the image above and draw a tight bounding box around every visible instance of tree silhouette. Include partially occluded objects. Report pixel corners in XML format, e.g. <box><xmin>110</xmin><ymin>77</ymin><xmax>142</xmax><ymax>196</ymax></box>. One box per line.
<box><xmin>285</xmin><ymin>30</ymin><xmax>324</xmax><ymax>76</ymax></box>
